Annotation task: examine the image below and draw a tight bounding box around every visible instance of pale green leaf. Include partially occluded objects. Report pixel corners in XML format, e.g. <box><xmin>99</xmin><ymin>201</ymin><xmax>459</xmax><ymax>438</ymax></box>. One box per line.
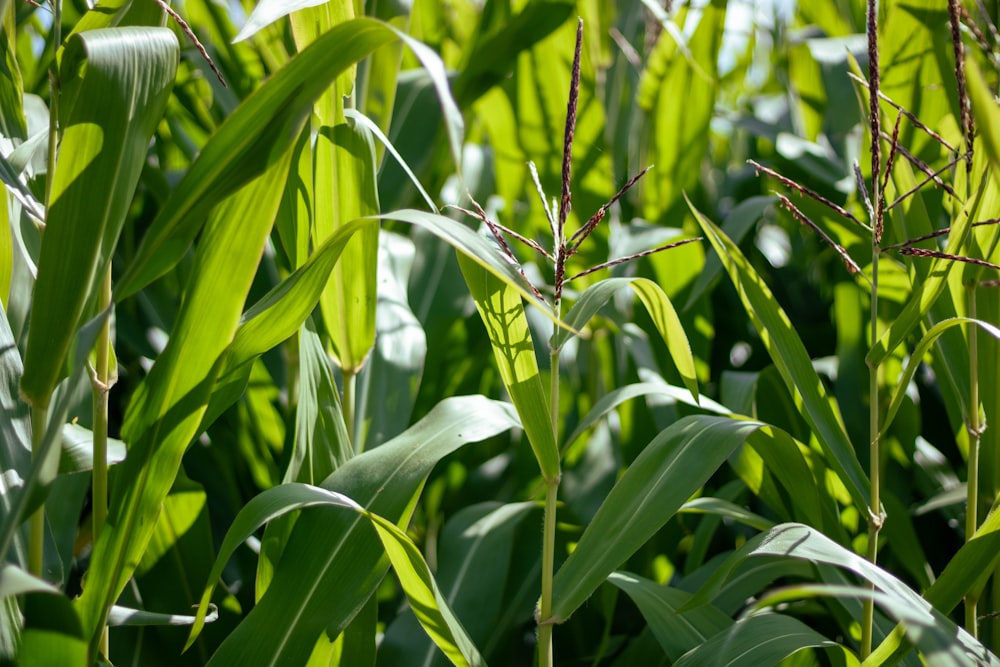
<box><xmin>458</xmin><ymin>254</ymin><xmax>559</xmax><ymax>480</ymax></box>
<box><xmin>114</xmin><ymin>18</ymin><xmax>396</xmax><ymax>300</ymax></box>
<box><xmin>76</xmin><ymin>151</ymin><xmax>294</xmax><ymax>654</ymax></box>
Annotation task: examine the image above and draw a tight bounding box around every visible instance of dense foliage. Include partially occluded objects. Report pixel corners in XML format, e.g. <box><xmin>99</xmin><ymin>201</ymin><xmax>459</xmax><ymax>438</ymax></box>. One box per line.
<box><xmin>1</xmin><ymin>0</ymin><xmax>1000</xmax><ymax>665</ymax></box>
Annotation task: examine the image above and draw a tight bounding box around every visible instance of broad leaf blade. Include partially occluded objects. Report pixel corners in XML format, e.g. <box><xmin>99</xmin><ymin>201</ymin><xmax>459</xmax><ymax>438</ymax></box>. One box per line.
<box><xmin>20</xmin><ymin>27</ymin><xmax>177</xmax><ymax>406</ymax></box>
<box><xmin>607</xmin><ymin>572</ymin><xmax>731</xmax><ymax>661</ymax></box>
<box><xmin>550</xmin><ymin>416</ymin><xmax>763</xmax><ymax>622</ymax></box>
<box><xmin>553</xmin><ymin>277</ymin><xmax>698</xmax><ymax>400</ymax></box>
<box><xmin>76</xmin><ymin>152</ymin><xmax>294</xmax><ymax>655</ymax></box>
<box><xmin>205</xmin><ymin>396</ymin><xmax>519</xmax><ymax>666</ymax></box>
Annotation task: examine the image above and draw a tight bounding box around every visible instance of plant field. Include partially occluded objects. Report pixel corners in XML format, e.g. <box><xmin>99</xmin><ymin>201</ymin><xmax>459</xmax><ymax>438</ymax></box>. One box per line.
<box><xmin>2</xmin><ymin>0</ymin><xmax>1000</xmax><ymax>665</ymax></box>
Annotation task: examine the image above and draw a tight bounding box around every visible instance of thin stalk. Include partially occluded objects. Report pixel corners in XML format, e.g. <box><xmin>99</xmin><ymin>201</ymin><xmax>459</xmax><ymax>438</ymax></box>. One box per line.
<box><xmin>28</xmin><ymin>404</ymin><xmax>47</xmax><ymax>577</ymax></box>
<box><xmin>862</xmin><ymin>0</ymin><xmax>882</xmax><ymax>654</ymax></box>
<box><xmin>344</xmin><ymin>370</ymin><xmax>357</xmax><ymax>453</ymax></box>
<box><xmin>93</xmin><ymin>267</ymin><xmax>112</xmax><ymax>659</ymax></box>
<box><xmin>538</xmin><ymin>293</ymin><xmax>562</xmax><ymax>667</ymax></box>
<box><xmin>44</xmin><ymin>0</ymin><xmax>60</xmax><ymax>212</ymax></box>
<box><xmin>28</xmin><ymin>0</ymin><xmax>60</xmax><ymax>590</ymax></box>
<box><xmin>862</xmin><ymin>246</ymin><xmax>881</xmax><ymax>659</ymax></box>
<box><xmin>965</xmin><ymin>287</ymin><xmax>981</xmax><ymax>637</ymax></box>
<box><xmin>537</xmin><ymin>473</ymin><xmax>558</xmax><ymax>667</ymax></box>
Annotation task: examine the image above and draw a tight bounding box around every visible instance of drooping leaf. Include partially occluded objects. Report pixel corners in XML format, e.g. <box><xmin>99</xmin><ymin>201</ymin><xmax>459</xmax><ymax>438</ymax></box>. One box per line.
<box><xmin>673</xmin><ymin>612</ymin><xmax>851</xmax><ymax>667</ymax></box>
<box><xmin>58</xmin><ymin>424</ymin><xmax>125</xmax><ymax>474</ymax></box>
<box><xmin>367</xmin><ymin>512</ymin><xmax>485</xmax><ymax>667</ymax></box>
<box><xmin>380</xmin><ymin>502</ymin><xmax>535</xmax><ymax>666</ymax></box>
<box><xmin>116</xmin><ymin>18</ymin><xmax>464</xmax><ymax>300</ymax></box>
<box><xmin>203</xmin><ymin>396</ymin><xmax>519</xmax><ymax>665</ymax></box>
<box><xmin>113</xmin><ymin>18</ymin><xmax>395</xmax><ymax>301</ymax></box>
<box><xmin>880</xmin><ymin>317</ymin><xmax>1000</xmax><ymax>439</ymax></box>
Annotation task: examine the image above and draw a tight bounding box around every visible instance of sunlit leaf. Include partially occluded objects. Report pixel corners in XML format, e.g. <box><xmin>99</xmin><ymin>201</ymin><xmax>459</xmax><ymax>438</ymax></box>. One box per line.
<box><xmin>20</xmin><ymin>27</ymin><xmax>177</xmax><ymax>406</ymax></box>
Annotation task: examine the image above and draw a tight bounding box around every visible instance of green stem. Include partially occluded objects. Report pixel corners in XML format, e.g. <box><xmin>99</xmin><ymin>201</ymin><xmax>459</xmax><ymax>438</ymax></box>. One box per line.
<box><xmin>538</xmin><ymin>299</ymin><xmax>562</xmax><ymax>667</ymax></box>
<box><xmin>28</xmin><ymin>404</ymin><xmax>47</xmax><ymax>578</ymax></box>
<box><xmin>965</xmin><ymin>286</ymin><xmax>981</xmax><ymax>637</ymax></box>
<box><xmin>862</xmin><ymin>245</ymin><xmax>881</xmax><ymax>659</ymax></box>
<box><xmin>93</xmin><ymin>267</ymin><xmax>112</xmax><ymax>659</ymax></box>
<box><xmin>344</xmin><ymin>369</ymin><xmax>357</xmax><ymax>453</ymax></box>
<box><xmin>538</xmin><ymin>474</ymin><xmax>558</xmax><ymax>667</ymax></box>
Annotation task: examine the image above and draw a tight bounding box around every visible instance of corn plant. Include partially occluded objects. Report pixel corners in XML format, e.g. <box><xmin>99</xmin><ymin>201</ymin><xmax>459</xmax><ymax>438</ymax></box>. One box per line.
<box><xmin>2</xmin><ymin>0</ymin><xmax>1000</xmax><ymax>666</ymax></box>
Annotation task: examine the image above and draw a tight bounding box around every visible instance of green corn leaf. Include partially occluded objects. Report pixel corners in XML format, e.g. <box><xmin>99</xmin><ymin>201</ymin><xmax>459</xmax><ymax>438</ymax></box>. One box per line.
<box><xmin>107</xmin><ymin>604</ymin><xmax>219</xmax><ymax>628</ymax></box>
<box><xmin>113</xmin><ymin>18</ymin><xmax>396</xmax><ymax>301</ymax></box>
<box><xmin>550</xmin><ymin>416</ymin><xmax>764</xmax><ymax>622</ymax></box>
<box><xmin>235</xmin><ymin>0</ymin><xmax>332</xmax><ymax>42</ymax></box>
<box><xmin>691</xmin><ymin>523</ymin><xmax>999</xmax><ymax>666</ymax></box>
<box><xmin>187</xmin><ymin>481</ymin><xmax>485</xmax><ymax>666</ymax></box>
<box><xmin>17</xmin><ymin>593</ymin><xmax>87</xmax><ymax>667</ymax></box>
<box><xmin>552</xmin><ymin>277</ymin><xmax>698</xmax><ymax>401</ymax></box>
<box><xmin>458</xmin><ymin>254</ymin><xmax>560</xmax><ymax>481</ymax></box>
<box><xmin>690</xmin><ymin>200</ymin><xmax>871</xmax><ymax>511</ymax></box>
<box><xmin>607</xmin><ymin>572</ymin><xmax>732</xmax><ymax>662</ymax></box>
<box><xmin>0</xmin><ymin>309</ymin><xmax>105</xmax><ymax>567</ymax></box>
<box><xmin>880</xmin><ymin>317</ymin><xmax>1000</xmax><ymax>440</ymax></box>
<box><xmin>116</xmin><ymin>17</ymin><xmax>463</xmax><ymax>301</ymax></box>
<box><xmin>869</xmin><ymin>505</ymin><xmax>1000</xmax><ymax>664</ymax></box>
<box><xmin>20</xmin><ymin>27</ymin><xmax>177</xmax><ymax>407</ymax></box>
<box><xmin>186</xmin><ymin>483</ymin><xmax>364</xmax><ymax>648</ymax></box>
<box><xmin>290</xmin><ymin>3</ymin><xmax>378</xmax><ymax>376</ymax></box>
<box><xmin>317</xmin><ymin>118</ymin><xmax>380</xmax><ymax>374</ymax></box>
<box><xmin>968</xmin><ymin>59</ymin><xmax>1000</xmax><ymax>173</ymax></box>
<box><xmin>286</xmin><ymin>317</ymin><xmax>351</xmax><ymax>483</ymax></box>
<box><xmin>354</xmin><ymin>231</ymin><xmax>426</xmax><ymax>450</ymax></box>
<box><xmin>380</xmin><ymin>502</ymin><xmax>535</xmax><ymax>666</ymax></box>
<box><xmin>57</xmin><ymin>424</ymin><xmax>125</xmax><ymax>474</ymax></box>
<box><xmin>202</xmin><ymin>396</ymin><xmax>519</xmax><ymax>666</ymax></box>
<box><xmin>673</xmin><ymin>611</ymin><xmax>852</xmax><ymax>667</ymax></box>
<box><xmin>0</xmin><ymin>563</ymin><xmax>58</xmax><ymax>597</ymax></box>
<box><xmin>678</xmin><ymin>497</ymin><xmax>776</xmax><ymax>532</ymax></box>
<box><xmin>0</xmin><ymin>299</ymin><xmax>29</xmax><ymax>564</ymax></box>
<box><xmin>452</xmin><ymin>2</ymin><xmax>575</xmax><ymax>107</ymax></box>
<box><xmin>367</xmin><ymin>512</ymin><xmax>485</xmax><ymax>667</ymax></box>
<box><xmin>564</xmin><ymin>381</ymin><xmax>728</xmax><ymax>448</ymax></box>
<box><xmin>202</xmin><ymin>207</ymin><xmax>561</xmax><ymax>434</ymax></box>
<box><xmin>75</xmin><ymin>151</ymin><xmax>294</xmax><ymax>656</ymax></box>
